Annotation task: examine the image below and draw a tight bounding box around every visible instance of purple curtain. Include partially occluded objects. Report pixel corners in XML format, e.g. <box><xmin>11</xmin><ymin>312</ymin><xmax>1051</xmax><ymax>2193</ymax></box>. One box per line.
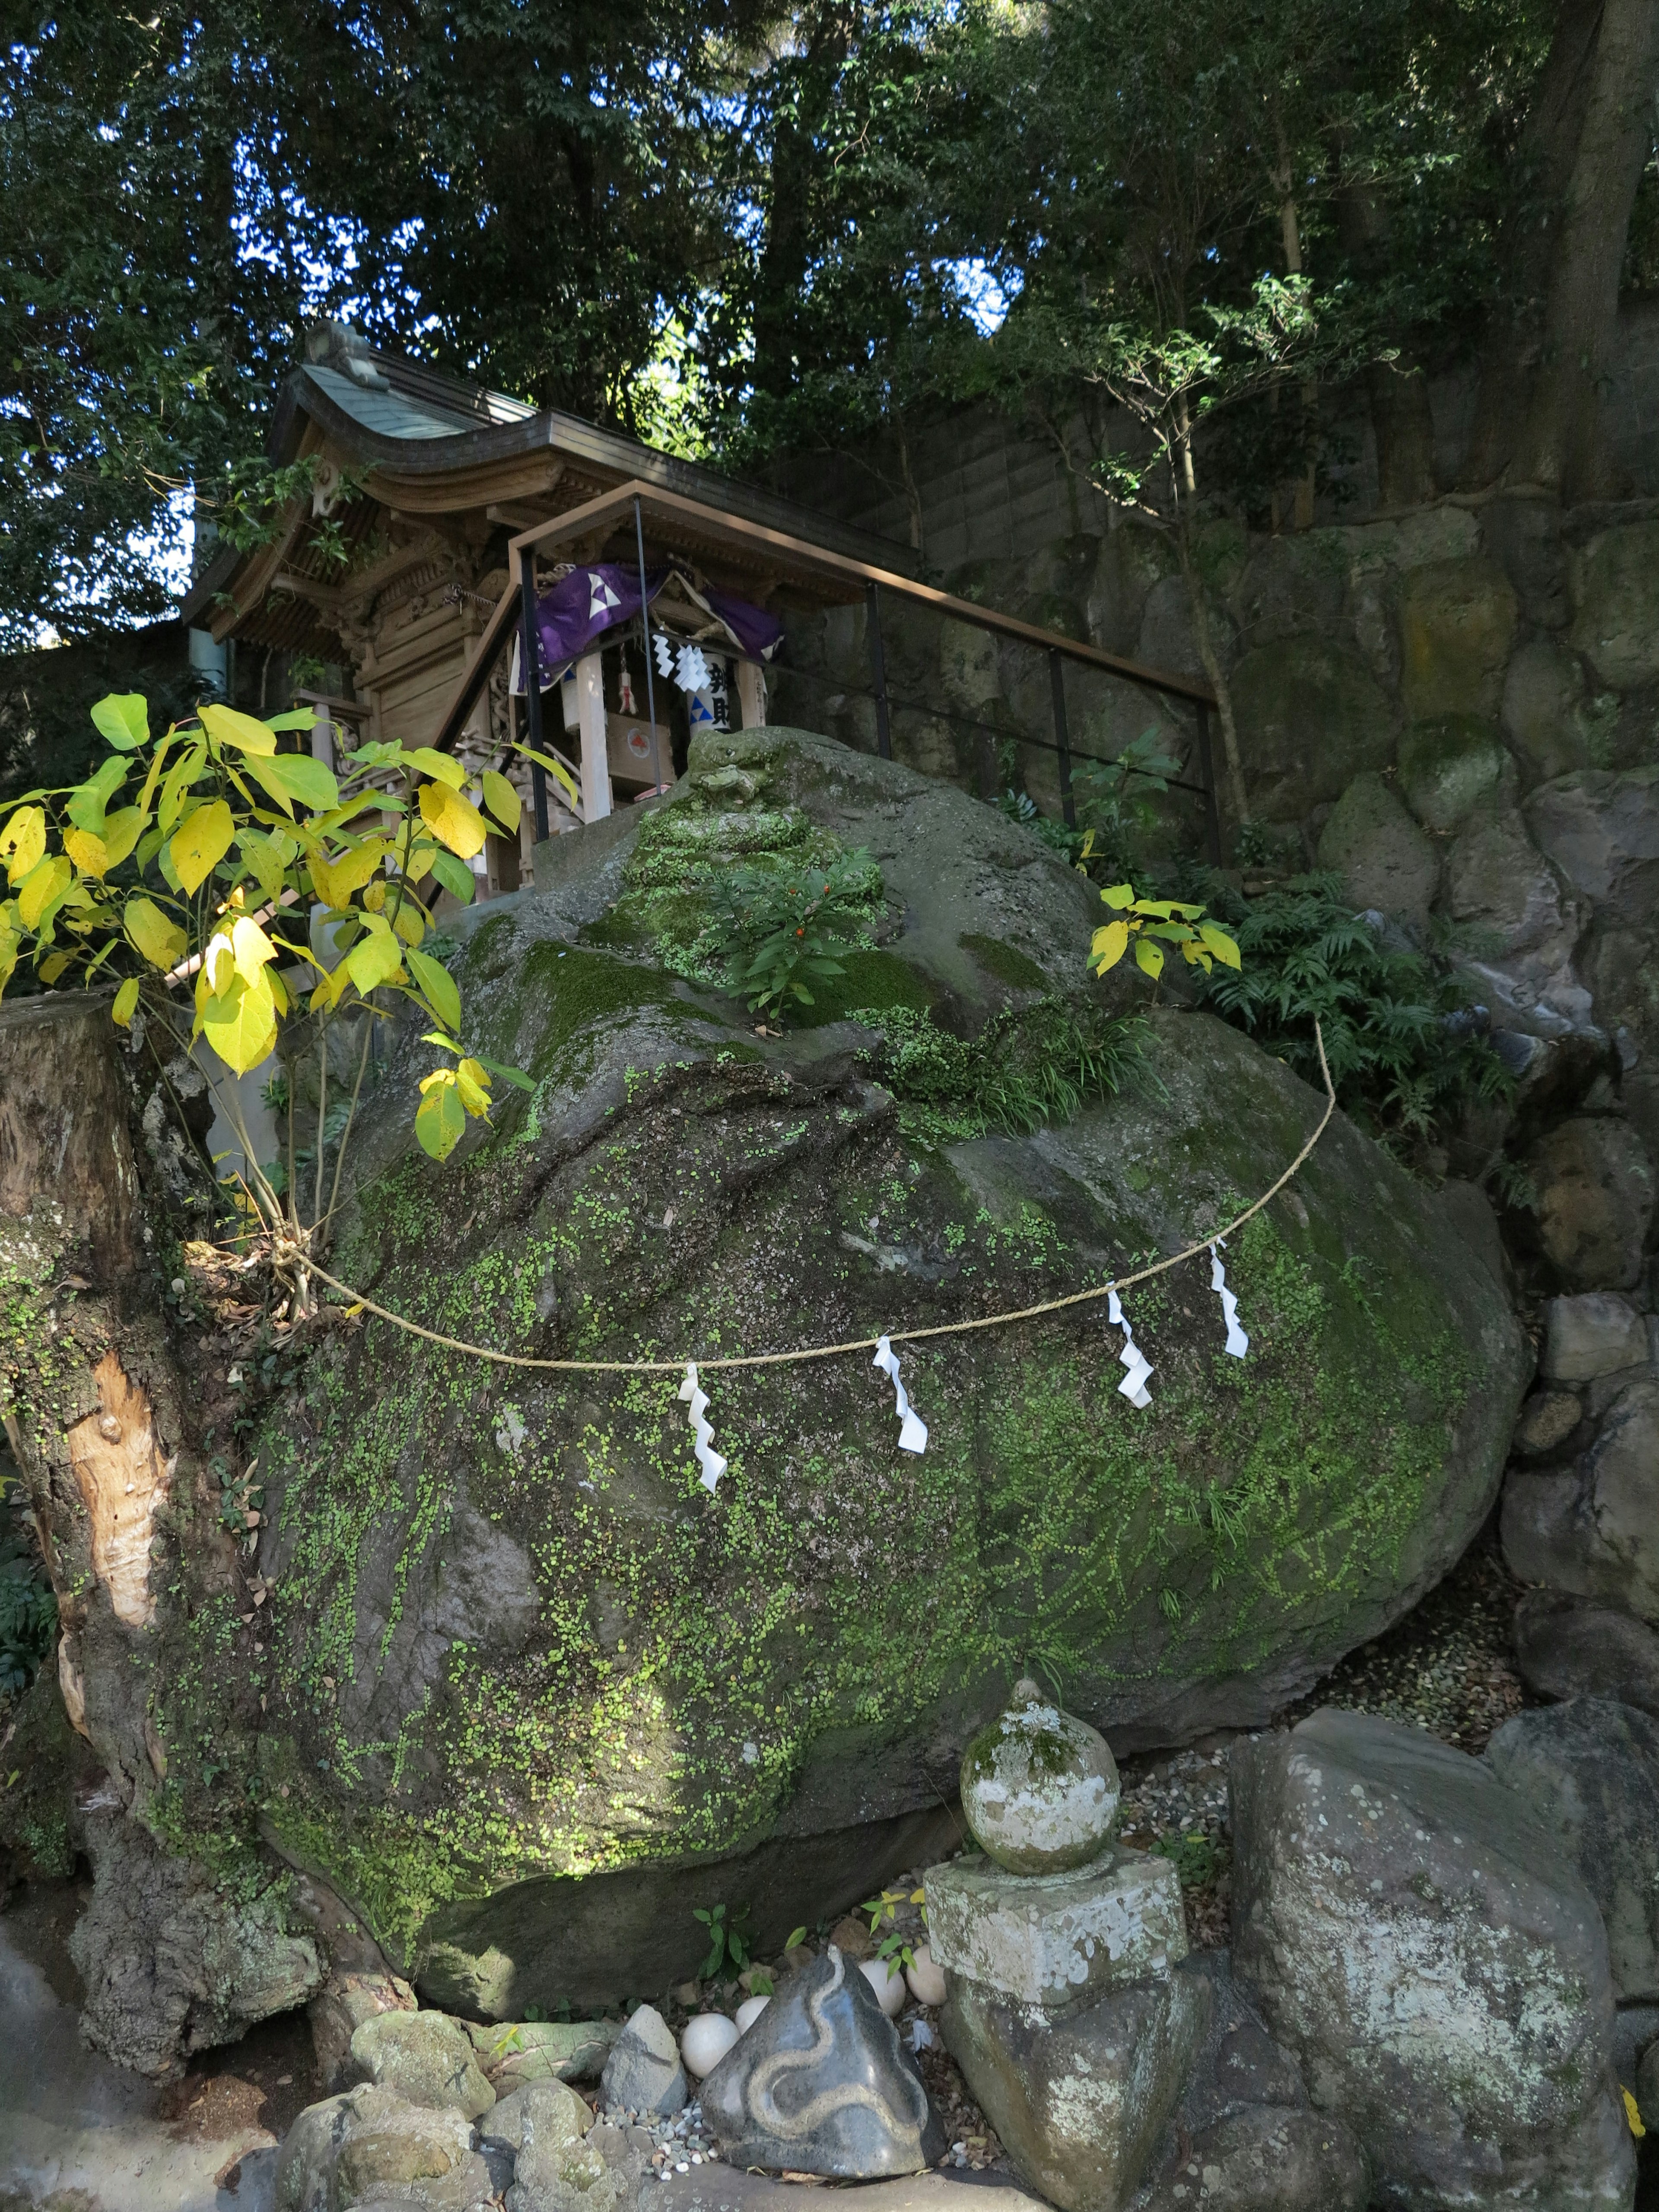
<box><xmin>524</xmin><ymin>564</ymin><xmax>785</xmax><ymax>688</ymax></box>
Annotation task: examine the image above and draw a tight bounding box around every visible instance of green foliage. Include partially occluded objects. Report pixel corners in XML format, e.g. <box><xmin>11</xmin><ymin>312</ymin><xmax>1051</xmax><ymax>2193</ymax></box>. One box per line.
<box><xmin>692</xmin><ymin>1899</ymin><xmax>750</xmax><ymax>1979</ymax></box>
<box><xmin>0</xmin><ymin>1503</ymin><xmax>57</xmax><ymax>1695</ymax></box>
<box><xmin>1074</xmin><ymin>731</ymin><xmax>1183</xmax><ymax>880</ymax></box>
<box><xmin>861</xmin><ymin>1885</ymin><xmax>927</xmax><ymax>1983</ymax></box>
<box><xmin>855</xmin><ymin>999</ymin><xmax>1141</xmax><ymax>1145</ymax></box>
<box><xmin>1090</xmin><ymin>881</ymin><xmax>1241</xmax><ymax>985</ymax></box>
<box><xmin>706</xmin><ymin>849</ymin><xmax>879</xmax><ymax>1017</ymax></box>
<box><xmin>1190</xmin><ymin>873</ymin><xmax>1514</xmax><ymax>1153</ymax></box>
<box><xmin>1148</xmin><ymin>1829</ymin><xmax>1223</xmax><ymax>1890</ymax></box>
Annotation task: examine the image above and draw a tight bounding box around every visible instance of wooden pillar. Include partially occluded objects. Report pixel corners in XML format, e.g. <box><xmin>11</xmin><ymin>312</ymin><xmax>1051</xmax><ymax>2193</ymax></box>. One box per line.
<box><xmin>574</xmin><ymin>651</ymin><xmax>612</xmax><ymax>822</ymax></box>
<box><xmin>736</xmin><ymin>661</ymin><xmax>767</xmax><ymax>730</ymax></box>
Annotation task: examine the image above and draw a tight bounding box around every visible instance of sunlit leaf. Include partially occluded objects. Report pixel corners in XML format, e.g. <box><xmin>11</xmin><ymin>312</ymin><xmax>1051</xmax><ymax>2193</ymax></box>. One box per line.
<box><xmin>90</xmin><ymin>693</ymin><xmax>149</xmax><ymax>751</ymax></box>
<box><xmin>418</xmin><ymin>780</ymin><xmax>487</xmax><ymax>860</ymax></box>
<box><xmin>125</xmin><ymin>896</ymin><xmax>187</xmax><ymax>971</ymax></box>
<box><xmin>17</xmin><ymin>854</ymin><xmax>71</xmax><ymax>929</ymax></box>
<box><xmin>238</xmin><ymin>830</ymin><xmax>290</xmax><ymax>906</ymax></box>
<box><xmin>200</xmin><ymin>702</ymin><xmax>278</xmax><ymax>757</ymax></box>
<box><xmin>403</xmin><ymin>746</ymin><xmax>466</xmax><ymax>789</ymax></box>
<box><xmin>201</xmin><ymin>971</ymin><xmax>277</xmax><ymax>1074</ymax></box>
<box><xmin>309</xmin><ymin>836</ymin><xmax>386</xmax><ymax>908</ymax></box>
<box><xmin>1198</xmin><ymin>922</ymin><xmax>1241</xmax><ymax>969</ymax></box>
<box><xmin>344</xmin><ymin>918</ymin><xmax>404</xmax><ymax>995</ymax></box>
<box><xmin>111</xmin><ymin>976</ymin><xmax>141</xmax><ymax>1026</ymax></box>
<box><xmin>1</xmin><ymin>806</ymin><xmax>47</xmax><ymax>884</ymax></box>
<box><xmin>64</xmin><ymin>827</ymin><xmax>111</xmax><ymax>877</ymax></box>
<box><xmin>1091</xmin><ymin>918</ymin><xmax>1128</xmax><ymax>973</ymax></box>
<box><xmin>243</xmin><ymin>750</ymin><xmax>340</xmax><ymax>816</ymax></box>
<box><xmin>1100</xmin><ymin>883</ymin><xmax>1135</xmax><ymax>909</ymax></box>
<box><xmin>170</xmin><ymin>799</ymin><xmax>236</xmax><ymax>894</ymax></box>
<box><xmin>263</xmin><ymin>708</ymin><xmax>318</xmax><ymax>732</ymax></box>
<box><xmin>455</xmin><ymin>1057</ymin><xmax>493</xmax><ymax>1116</ymax></box>
<box><xmin>1135</xmin><ymin>936</ymin><xmax>1164</xmax><ymax>979</ymax></box>
<box><xmin>158</xmin><ymin>741</ymin><xmax>209</xmax><ymax>833</ymax></box>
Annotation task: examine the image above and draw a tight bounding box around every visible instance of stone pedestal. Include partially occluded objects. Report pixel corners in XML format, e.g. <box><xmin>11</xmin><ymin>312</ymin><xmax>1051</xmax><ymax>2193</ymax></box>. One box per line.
<box><xmin>925</xmin><ymin>1847</ymin><xmax>1186</xmax><ymax>2018</ymax></box>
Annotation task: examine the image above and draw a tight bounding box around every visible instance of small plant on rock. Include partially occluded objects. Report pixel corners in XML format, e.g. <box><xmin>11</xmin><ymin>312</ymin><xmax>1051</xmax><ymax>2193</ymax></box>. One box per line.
<box><xmin>1090</xmin><ymin>881</ymin><xmax>1241</xmax><ymax>984</ymax></box>
<box><xmin>0</xmin><ymin>690</ymin><xmax>548</xmax><ymax>1309</ymax></box>
<box><xmin>692</xmin><ymin>1899</ymin><xmax>751</xmax><ymax>1978</ymax></box>
<box><xmin>707</xmin><ymin>850</ymin><xmax>877</xmax><ymax>1017</ymax></box>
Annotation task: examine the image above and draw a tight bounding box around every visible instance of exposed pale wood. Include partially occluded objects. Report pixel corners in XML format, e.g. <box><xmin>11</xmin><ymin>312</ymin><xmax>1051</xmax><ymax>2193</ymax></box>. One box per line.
<box><xmin>736</xmin><ymin>661</ymin><xmax>767</xmax><ymax>730</ymax></box>
<box><xmin>574</xmin><ymin>653</ymin><xmax>613</xmax><ymax>821</ymax></box>
<box><xmin>66</xmin><ymin>1352</ymin><xmax>171</xmax><ymax>1630</ymax></box>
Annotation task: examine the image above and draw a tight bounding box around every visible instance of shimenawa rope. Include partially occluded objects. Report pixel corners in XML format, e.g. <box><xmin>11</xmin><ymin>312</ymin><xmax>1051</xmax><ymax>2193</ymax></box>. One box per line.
<box><xmin>273</xmin><ymin>1021</ymin><xmax>1336</xmax><ymax>1376</ymax></box>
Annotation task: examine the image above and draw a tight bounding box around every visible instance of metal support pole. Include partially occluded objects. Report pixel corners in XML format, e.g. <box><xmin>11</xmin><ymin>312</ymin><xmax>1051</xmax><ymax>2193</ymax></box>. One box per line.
<box><xmin>519</xmin><ymin>547</ymin><xmax>550</xmax><ymax>842</ymax></box>
<box><xmin>1048</xmin><ymin>648</ymin><xmax>1076</xmax><ymax>830</ymax></box>
<box><xmin>1194</xmin><ymin>700</ymin><xmax>1223</xmax><ymax>865</ymax></box>
<box><xmin>634</xmin><ymin>496</ymin><xmax>664</xmax><ymax>794</ymax></box>
<box><xmin>866</xmin><ymin>581</ymin><xmax>892</xmax><ymax>760</ymax></box>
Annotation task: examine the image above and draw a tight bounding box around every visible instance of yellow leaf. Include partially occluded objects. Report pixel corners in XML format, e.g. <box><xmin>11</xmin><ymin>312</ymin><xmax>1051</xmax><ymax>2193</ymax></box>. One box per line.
<box><xmin>230</xmin><ymin>913</ymin><xmax>277</xmax><ymax>985</ymax></box>
<box><xmin>158</xmin><ymin>741</ymin><xmax>208</xmax><ymax>834</ymax></box>
<box><xmin>64</xmin><ymin>827</ymin><xmax>111</xmax><ymax>878</ymax></box>
<box><xmin>455</xmin><ymin>1058</ymin><xmax>493</xmax><ymax>1116</ymax></box>
<box><xmin>169</xmin><ymin>800</ymin><xmax>236</xmax><ymax>894</ymax></box>
<box><xmin>1091</xmin><ymin>918</ymin><xmax>1129</xmax><ymax>974</ymax></box>
<box><xmin>199</xmin><ymin>702</ymin><xmax>277</xmax><ymax>756</ymax></box>
<box><xmin>1624</xmin><ymin>2087</ymin><xmax>1646</xmax><ymax>2139</ymax></box>
<box><xmin>345</xmin><ymin>918</ymin><xmax>405</xmax><ymax>997</ymax></box>
<box><xmin>1100</xmin><ymin>883</ymin><xmax>1135</xmax><ymax>910</ymax></box>
<box><xmin>1198</xmin><ymin>922</ymin><xmax>1241</xmax><ymax>969</ymax></box>
<box><xmin>418</xmin><ymin>780</ymin><xmax>487</xmax><ymax>861</ymax></box>
<box><xmin>201</xmin><ymin>971</ymin><xmax>277</xmax><ymax>1075</ymax></box>
<box><xmin>391</xmin><ymin>898</ymin><xmax>426</xmax><ymax>947</ymax></box>
<box><xmin>112</xmin><ymin>976</ymin><xmax>141</xmax><ymax>1026</ymax></box>
<box><xmin>1134</xmin><ymin>936</ymin><xmax>1164</xmax><ymax>980</ymax></box>
<box><xmin>309</xmin><ymin>837</ymin><xmax>387</xmax><ymax>909</ymax></box>
<box><xmin>16</xmin><ymin>853</ymin><xmax>70</xmax><ymax>929</ymax></box>
<box><xmin>0</xmin><ymin>805</ymin><xmax>46</xmax><ymax>884</ymax></box>
<box><xmin>38</xmin><ymin>950</ymin><xmax>72</xmax><ymax>984</ymax></box>
<box><xmin>416</xmin><ymin>1070</ymin><xmax>467</xmax><ymax>1160</ymax></box>
<box><xmin>203</xmin><ymin>927</ymin><xmax>237</xmax><ymax>997</ymax></box>
<box><xmin>482</xmin><ymin>771</ymin><xmax>521</xmax><ymax>836</ymax></box>
<box><xmin>125</xmin><ymin>896</ymin><xmax>187</xmax><ymax>972</ymax></box>
<box><xmin>310</xmin><ymin>962</ymin><xmax>352</xmax><ymax>1014</ymax></box>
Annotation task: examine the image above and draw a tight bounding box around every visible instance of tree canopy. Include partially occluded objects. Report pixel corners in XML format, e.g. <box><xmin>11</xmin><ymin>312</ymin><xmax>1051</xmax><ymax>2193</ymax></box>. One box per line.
<box><xmin>3</xmin><ymin>0</ymin><xmax>1656</xmax><ymax>644</ymax></box>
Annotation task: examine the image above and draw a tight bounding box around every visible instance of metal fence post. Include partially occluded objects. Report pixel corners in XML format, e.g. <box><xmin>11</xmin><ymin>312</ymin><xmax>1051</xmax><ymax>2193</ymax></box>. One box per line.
<box><xmin>1194</xmin><ymin>700</ymin><xmax>1223</xmax><ymax>865</ymax></box>
<box><xmin>866</xmin><ymin>581</ymin><xmax>892</xmax><ymax>760</ymax></box>
<box><xmin>1048</xmin><ymin>648</ymin><xmax>1076</xmax><ymax>829</ymax></box>
<box><xmin>519</xmin><ymin>547</ymin><xmax>551</xmax><ymax>842</ymax></box>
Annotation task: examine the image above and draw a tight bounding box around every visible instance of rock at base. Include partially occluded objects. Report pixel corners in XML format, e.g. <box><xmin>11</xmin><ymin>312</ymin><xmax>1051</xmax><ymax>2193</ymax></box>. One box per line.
<box><xmin>1231</xmin><ymin>1708</ymin><xmax>1634</xmax><ymax>2211</ymax></box>
<box><xmin>942</xmin><ymin>1970</ymin><xmax>1210</xmax><ymax>2212</ymax></box>
<box><xmin>600</xmin><ymin>2002</ymin><xmax>689</xmax><ymax>2117</ymax></box>
<box><xmin>1542</xmin><ymin>1294</ymin><xmax>1649</xmax><ymax>1382</ymax></box>
<box><xmin>1128</xmin><ymin>2105</ymin><xmax>1368</xmax><ymax>2212</ymax></box>
<box><xmin>700</xmin><ymin>1946</ymin><xmax>943</xmax><ymax>2177</ymax></box>
<box><xmin>1486</xmin><ymin>1698</ymin><xmax>1659</xmax><ymax>2003</ymax></box>
<box><xmin>1503</xmin><ymin>1381</ymin><xmax>1659</xmax><ymax>1623</ymax></box>
<box><xmin>349</xmin><ymin>2009</ymin><xmax>496</xmax><ymax>2120</ymax></box>
<box><xmin>481</xmin><ymin>2076</ymin><xmax>594</xmax><ymax>2156</ymax></box>
<box><xmin>924</xmin><ymin>1848</ymin><xmax>1185</xmax><ymax>2016</ymax></box>
<box><xmin>309</xmin><ymin>1970</ymin><xmax>418</xmax><ymax>2092</ymax></box>
<box><xmin>1513</xmin><ymin>1591</ymin><xmax>1659</xmax><ymax>1718</ymax></box>
<box><xmin>510</xmin><ymin>2116</ymin><xmax>645</xmax><ymax>2212</ymax></box>
<box><xmin>468</xmin><ymin>2017</ymin><xmax>620</xmax><ymax>2090</ymax></box>
<box><xmin>274</xmin><ymin>2084</ymin><xmax>491</xmax><ymax>2212</ymax></box>
<box><xmin>1526</xmin><ymin>1117</ymin><xmax>1656</xmax><ymax>1293</ymax></box>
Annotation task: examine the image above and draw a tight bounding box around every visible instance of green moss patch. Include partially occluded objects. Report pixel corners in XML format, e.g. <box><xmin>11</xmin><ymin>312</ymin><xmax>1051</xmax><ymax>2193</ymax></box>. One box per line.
<box><xmin>958</xmin><ymin>934</ymin><xmax>1051</xmax><ymax>995</ymax></box>
<box><xmin>793</xmin><ymin>948</ymin><xmax>939</xmax><ymax>1027</ymax></box>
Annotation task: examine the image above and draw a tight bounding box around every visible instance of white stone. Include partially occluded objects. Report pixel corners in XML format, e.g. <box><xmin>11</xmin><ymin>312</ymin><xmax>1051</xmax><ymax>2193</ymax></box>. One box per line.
<box><xmin>680</xmin><ymin>2014</ymin><xmax>739</xmax><ymax>2078</ymax></box>
<box><xmin>924</xmin><ymin>1846</ymin><xmax>1186</xmax><ymax>2015</ymax></box>
<box><xmin>905</xmin><ymin>1944</ymin><xmax>947</xmax><ymax>2006</ymax></box>
<box><xmin>734</xmin><ymin>1995</ymin><xmax>769</xmax><ymax>2034</ymax></box>
<box><xmin>859</xmin><ymin>1958</ymin><xmax>907</xmax><ymax>2017</ymax></box>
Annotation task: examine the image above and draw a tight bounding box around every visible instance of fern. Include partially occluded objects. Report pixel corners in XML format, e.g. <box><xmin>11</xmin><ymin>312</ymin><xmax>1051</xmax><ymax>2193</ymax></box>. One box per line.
<box><xmin>1185</xmin><ymin>872</ymin><xmax>1514</xmax><ymax>1156</ymax></box>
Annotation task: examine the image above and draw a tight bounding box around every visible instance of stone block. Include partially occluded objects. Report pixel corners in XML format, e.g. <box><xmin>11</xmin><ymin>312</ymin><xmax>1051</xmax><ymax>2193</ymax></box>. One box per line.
<box><xmin>1542</xmin><ymin>1293</ymin><xmax>1649</xmax><ymax>1381</ymax></box>
<box><xmin>1229</xmin><ymin>636</ymin><xmax>1397</xmax><ymax>819</ymax></box>
<box><xmin>924</xmin><ymin>1847</ymin><xmax>1186</xmax><ymax>2017</ymax></box>
<box><xmin>1527</xmin><ymin>1117</ymin><xmax>1656</xmax><ymax>1291</ymax></box>
<box><xmin>1514</xmin><ymin>1589</ymin><xmax>1659</xmax><ymax>1718</ymax></box>
<box><xmin>1398</xmin><ymin>557</ymin><xmax>1518</xmax><ymax>721</ymax></box>
<box><xmin>1315</xmin><ymin>772</ymin><xmax>1438</xmax><ymax>932</ymax></box>
<box><xmin>1398</xmin><ymin>715</ymin><xmax>1508</xmax><ymax>831</ymax></box>
<box><xmin>1569</xmin><ymin>520</ymin><xmax>1659</xmax><ymax>687</ymax></box>
<box><xmin>942</xmin><ymin>1968</ymin><xmax>1210</xmax><ymax>2212</ymax></box>
<box><xmin>1501</xmin><ymin>636</ymin><xmax>1594</xmax><ymax>786</ymax></box>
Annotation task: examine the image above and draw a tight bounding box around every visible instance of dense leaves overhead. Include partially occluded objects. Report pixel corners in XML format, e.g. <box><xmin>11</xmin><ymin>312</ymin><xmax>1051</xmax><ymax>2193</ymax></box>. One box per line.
<box><xmin>1</xmin><ymin>0</ymin><xmax>1651</xmax><ymax>640</ymax></box>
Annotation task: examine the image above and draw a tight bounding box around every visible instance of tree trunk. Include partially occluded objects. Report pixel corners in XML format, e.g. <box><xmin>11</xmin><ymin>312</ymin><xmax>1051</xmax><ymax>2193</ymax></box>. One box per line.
<box><xmin>1461</xmin><ymin>0</ymin><xmax>1658</xmax><ymax>495</ymax></box>
<box><xmin>1333</xmin><ymin>159</ymin><xmax>1440</xmax><ymax>507</ymax></box>
<box><xmin>0</xmin><ymin>993</ymin><xmax>324</xmax><ymax>2079</ymax></box>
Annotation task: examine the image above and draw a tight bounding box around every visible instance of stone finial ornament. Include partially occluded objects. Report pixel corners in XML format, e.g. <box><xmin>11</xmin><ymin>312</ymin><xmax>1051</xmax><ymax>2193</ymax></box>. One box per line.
<box><xmin>959</xmin><ymin>1676</ymin><xmax>1121</xmax><ymax>1875</ymax></box>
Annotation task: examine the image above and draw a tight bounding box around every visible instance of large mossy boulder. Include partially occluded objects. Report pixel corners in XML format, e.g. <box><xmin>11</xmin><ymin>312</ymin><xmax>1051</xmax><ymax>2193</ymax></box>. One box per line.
<box><xmin>155</xmin><ymin>731</ymin><xmax>1526</xmax><ymax>2017</ymax></box>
